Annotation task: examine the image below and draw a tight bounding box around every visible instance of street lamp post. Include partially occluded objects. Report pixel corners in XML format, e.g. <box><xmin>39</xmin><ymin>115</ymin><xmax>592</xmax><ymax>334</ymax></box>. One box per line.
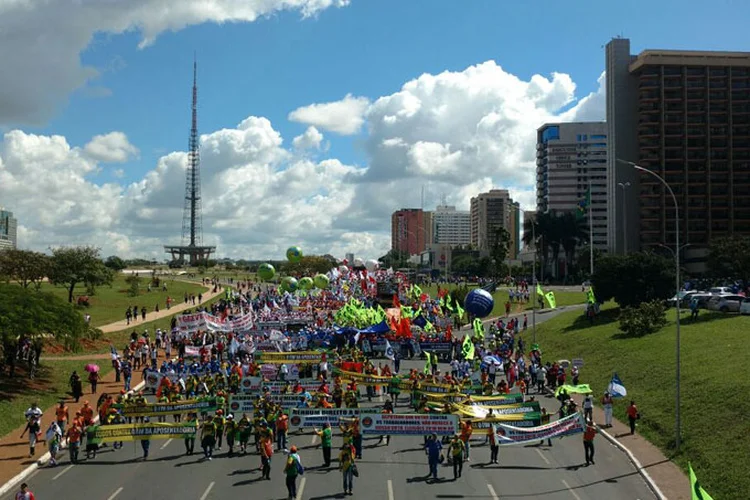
<box><xmin>618</xmin><ymin>182</ymin><xmax>631</xmax><ymax>254</ymax></box>
<box><xmin>618</xmin><ymin>159</ymin><xmax>682</xmax><ymax>452</ymax></box>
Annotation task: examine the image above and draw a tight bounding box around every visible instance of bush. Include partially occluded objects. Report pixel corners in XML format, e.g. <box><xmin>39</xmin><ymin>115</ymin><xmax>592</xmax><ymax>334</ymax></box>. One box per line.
<box><xmin>618</xmin><ymin>300</ymin><xmax>668</xmax><ymax>337</ymax></box>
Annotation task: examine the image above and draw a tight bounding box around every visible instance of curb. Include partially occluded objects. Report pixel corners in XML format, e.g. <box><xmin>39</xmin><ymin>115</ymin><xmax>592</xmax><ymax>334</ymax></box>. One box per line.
<box><xmin>0</xmin><ymin>381</ymin><xmax>146</xmax><ymax>498</ymax></box>
<box><xmin>598</xmin><ymin>428</ymin><xmax>667</xmax><ymax>500</ymax></box>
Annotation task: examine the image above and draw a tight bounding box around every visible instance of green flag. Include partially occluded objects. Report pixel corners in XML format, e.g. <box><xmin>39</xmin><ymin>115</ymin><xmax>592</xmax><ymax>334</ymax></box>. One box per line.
<box><xmin>545</xmin><ymin>291</ymin><xmax>557</xmax><ymax>309</ymax></box>
<box><xmin>424</xmin><ymin>356</ymin><xmax>431</xmax><ymax>374</ymax></box>
<box><xmin>689</xmin><ymin>463</ymin><xmax>714</xmax><ymax>500</ymax></box>
<box><xmin>462</xmin><ymin>336</ymin><xmax>475</xmax><ymax>360</ymax></box>
<box><xmin>536</xmin><ymin>283</ymin><xmax>544</xmax><ymax>297</ymax></box>
<box><xmin>587</xmin><ymin>286</ymin><xmax>596</xmax><ymax>304</ymax></box>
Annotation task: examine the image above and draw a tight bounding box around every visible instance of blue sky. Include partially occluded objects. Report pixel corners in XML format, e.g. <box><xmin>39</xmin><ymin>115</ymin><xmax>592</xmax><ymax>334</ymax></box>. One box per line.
<box><xmin>1</xmin><ymin>0</ymin><xmax>749</xmax><ymax>259</ymax></box>
<box><xmin>37</xmin><ymin>0</ymin><xmax>750</xmax><ymax>185</ymax></box>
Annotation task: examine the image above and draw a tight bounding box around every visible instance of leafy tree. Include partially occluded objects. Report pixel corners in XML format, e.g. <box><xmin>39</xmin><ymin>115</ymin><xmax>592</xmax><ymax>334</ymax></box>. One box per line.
<box><xmin>282</xmin><ymin>255</ymin><xmax>336</xmax><ymax>276</ymax></box>
<box><xmin>0</xmin><ymin>249</ymin><xmax>51</xmax><ymax>289</ymax></box>
<box><xmin>104</xmin><ymin>255</ymin><xmax>127</xmax><ymax>271</ymax></box>
<box><xmin>378</xmin><ymin>249</ymin><xmax>408</xmax><ymax>269</ymax></box>
<box><xmin>0</xmin><ymin>284</ymin><xmax>87</xmax><ymax>358</ymax></box>
<box><xmin>48</xmin><ymin>246</ymin><xmax>114</xmax><ymax>303</ymax></box>
<box><xmin>490</xmin><ymin>227</ymin><xmax>512</xmax><ymax>276</ymax></box>
<box><xmin>591</xmin><ymin>252</ymin><xmax>675</xmax><ymax>308</ymax></box>
<box><xmin>575</xmin><ymin>245</ymin><xmax>604</xmax><ymax>279</ymax></box>
<box><xmin>707</xmin><ymin>236</ymin><xmax>750</xmax><ymax>279</ymax></box>
<box><xmin>619</xmin><ymin>300</ymin><xmax>668</xmax><ymax>337</ymax></box>
<box><xmin>125</xmin><ymin>274</ymin><xmax>141</xmax><ymax>297</ymax></box>
<box><xmin>560</xmin><ymin>212</ymin><xmax>589</xmax><ymax>276</ymax></box>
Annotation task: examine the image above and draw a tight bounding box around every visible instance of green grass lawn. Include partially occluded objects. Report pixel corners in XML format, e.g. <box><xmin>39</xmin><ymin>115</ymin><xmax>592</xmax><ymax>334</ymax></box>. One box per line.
<box><xmin>39</xmin><ymin>275</ymin><xmax>208</xmax><ymax>327</ymax></box>
<box><xmin>533</xmin><ymin>304</ymin><xmax>750</xmax><ymax>500</ymax></box>
<box><xmin>0</xmin><ymin>361</ymin><xmax>113</xmax><ymax>437</ymax></box>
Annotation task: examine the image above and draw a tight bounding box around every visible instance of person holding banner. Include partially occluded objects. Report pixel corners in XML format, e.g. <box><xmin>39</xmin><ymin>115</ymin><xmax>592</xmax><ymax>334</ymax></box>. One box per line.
<box><xmin>184</xmin><ymin>412</ymin><xmax>197</xmax><ymax>455</ymax></box>
<box><xmin>315</xmin><ymin>423</ymin><xmax>333</xmax><ymax>467</ymax></box>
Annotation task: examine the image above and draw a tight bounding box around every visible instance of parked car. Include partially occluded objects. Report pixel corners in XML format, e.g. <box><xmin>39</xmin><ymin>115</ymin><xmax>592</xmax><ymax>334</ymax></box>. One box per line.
<box><xmin>706</xmin><ymin>294</ymin><xmax>745</xmax><ymax>313</ymax></box>
<box><xmin>667</xmin><ymin>290</ymin><xmax>700</xmax><ymax>308</ymax></box>
<box><xmin>709</xmin><ymin>286</ymin><xmax>734</xmax><ymax>295</ymax></box>
<box><xmin>740</xmin><ymin>298</ymin><xmax>750</xmax><ymax>315</ymax></box>
<box><xmin>687</xmin><ymin>293</ymin><xmax>714</xmax><ymax>309</ymax></box>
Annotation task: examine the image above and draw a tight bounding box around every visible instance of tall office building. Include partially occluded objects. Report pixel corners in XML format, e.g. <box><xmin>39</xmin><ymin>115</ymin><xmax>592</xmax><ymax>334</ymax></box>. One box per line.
<box><xmin>391</xmin><ymin>208</ymin><xmax>430</xmax><ymax>255</ymax></box>
<box><xmin>606</xmin><ymin>38</ymin><xmax>750</xmax><ymax>265</ymax></box>
<box><xmin>432</xmin><ymin>205</ymin><xmax>471</xmax><ymax>246</ymax></box>
<box><xmin>470</xmin><ymin>189</ymin><xmax>519</xmax><ymax>259</ymax></box>
<box><xmin>0</xmin><ymin>209</ymin><xmax>18</xmax><ymax>250</ymax></box>
<box><xmin>536</xmin><ymin>122</ymin><xmax>609</xmax><ymax>250</ymax></box>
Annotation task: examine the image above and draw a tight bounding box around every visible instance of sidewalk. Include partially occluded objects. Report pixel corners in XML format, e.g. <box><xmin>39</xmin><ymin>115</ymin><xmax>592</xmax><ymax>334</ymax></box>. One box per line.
<box><xmin>591</xmin><ymin>404</ymin><xmax>689</xmax><ymax>499</ymax></box>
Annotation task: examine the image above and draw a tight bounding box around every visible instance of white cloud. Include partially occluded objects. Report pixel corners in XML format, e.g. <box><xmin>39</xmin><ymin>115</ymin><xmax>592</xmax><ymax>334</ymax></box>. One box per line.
<box><xmin>336</xmin><ymin>61</ymin><xmax>605</xmax><ymax>231</ymax></box>
<box><xmin>1</xmin><ymin>59</ymin><xmax>605</xmax><ymax>261</ymax></box>
<box><xmin>0</xmin><ymin>0</ymin><xmax>351</xmax><ymax>125</ymax></box>
<box><xmin>84</xmin><ymin>132</ymin><xmax>139</xmax><ymax>163</ymax></box>
<box><xmin>292</xmin><ymin>126</ymin><xmax>324</xmax><ymax>151</ymax></box>
<box><xmin>288</xmin><ymin>94</ymin><xmax>370</xmax><ymax>135</ymax></box>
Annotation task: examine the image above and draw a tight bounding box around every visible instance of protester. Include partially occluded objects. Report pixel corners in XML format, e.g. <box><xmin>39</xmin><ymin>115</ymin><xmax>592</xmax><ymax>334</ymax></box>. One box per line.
<box><xmin>339</xmin><ymin>443</ymin><xmax>356</xmax><ymax>495</ymax></box>
<box><xmin>424</xmin><ymin>434</ymin><xmax>443</xmax><ymax>481</ymax></box>
<box><xmin>601</xmin><ymin>392</ymin><xmax>614</xmax><ymax>427</ymax></box>
<box><xmin>284</xmin><ymin>445</ymin><xmax>303</xmax><ymax>500</ymax></box>
<box><xmin>15</xmin><ymin>483</ymin><xmax>35</xmax><ymax>500</ymax></box>
<box><xmin>583</xmin><ymin>421</ymin><xmax>597</xmax><ymax>466</ymax></box>
<box><xmin>626</xmin><ymin>400</ymin><xmax>639</xmax><ymax>435</ymax></box>
<box><xmin>449</xmin><ymin>434</ymin><xmax>465</xmax><ymax>479</ymax></box>
<box><xmin>315</xmin><ymin>423</ymin><xmax>333</xmax><ymax>467</ymax></box>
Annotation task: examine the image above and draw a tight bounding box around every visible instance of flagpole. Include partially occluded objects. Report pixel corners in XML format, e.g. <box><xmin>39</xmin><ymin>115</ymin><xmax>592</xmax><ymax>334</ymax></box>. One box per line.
<box><xmin>589</xmin><ymin>179</ymin><xmax>594</xmax><ymax>277</ymax></box>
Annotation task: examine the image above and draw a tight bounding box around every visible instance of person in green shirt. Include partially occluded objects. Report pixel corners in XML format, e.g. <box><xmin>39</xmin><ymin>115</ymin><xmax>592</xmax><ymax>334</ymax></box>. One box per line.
<box><xmin>284</xmin><ymin>445</ymin><xmax>302</xmax><ymax>500</ymax></box>
<box><xmin>224</xmin><ymin>414</ymin><xmax>238</xmax><ymax>455</ymax></box>
<box><xmin>314</xmin><ymin>422</ymin><xmax>332</xmax><ymax>466</ymax></box>
<box><xmin>449</xmin><ymin>434</ymin><xmax>465</xmax><ymax>479</ymax></box>
<box><xmin>200</xmin><ymin>415</ymin><xmax>216</xmax><ymax>460</ymax></box>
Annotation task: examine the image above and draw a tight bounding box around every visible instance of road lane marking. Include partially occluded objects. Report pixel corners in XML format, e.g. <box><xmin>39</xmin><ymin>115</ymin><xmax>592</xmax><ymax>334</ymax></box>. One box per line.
<box><xmin>387</xmin><ymin>479</ymin><xmax>394</xmax><ymax>500</ymax></box>
<box><xmin>535</xmin><ymin>448</ymin><xmax>551</xmax><ymax>464</ymax></box>
<box><xmin>561</xmin><ymin>479</ymin><xmax>583</xmax><ymax>500</ymax></box>
<box><xmin>161</xmin><ymin>438</ymin><xmax>173</xmax><ymax>450</ymax></box>
<box><xmin>53</xmin><ymin>464</ymin><xmax>73</xmax><ymax>480</ymax></box>
<box><xmin>107</xmin><ymin>487</ymin><xmax>123</xmax><ymax>500</ymax></box>
<box><xmin>199</xmin><ymin>482</ymin><xmax>215</xmax><ymax>500</ymax></box>
<box><xmin>311</xmin><ymin>435</ymin><xmax>318</xmax><ymax>445</ymax></box>
<box><xmin>297</xmin><ymin>477</ymin><xmax>306</xmax><ymax>500</ymax></box>
<box><xmin>487</xmin><ymin>484</ymin><xmax>499</xmax><ymax>500</ymax></box>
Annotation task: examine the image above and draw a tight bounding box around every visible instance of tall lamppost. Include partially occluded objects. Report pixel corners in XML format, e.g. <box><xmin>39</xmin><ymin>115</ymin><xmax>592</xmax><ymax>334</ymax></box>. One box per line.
<box><xmin>618</xmin><ymin>182</ymin><xmax>631</xmax><ymax>254</ymax></box>
<box><xmin>618</xmin><ymin>159</ymin><xmax>682</xmax><ymax>452</ymax></box>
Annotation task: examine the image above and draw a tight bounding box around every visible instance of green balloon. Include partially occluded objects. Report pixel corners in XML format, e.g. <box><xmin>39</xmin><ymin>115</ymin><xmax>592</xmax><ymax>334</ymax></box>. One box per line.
<box><xmin>313</xmin><ymin>274</ymin><xmax>330</xmax><ymax>289</ymax></box>
<box><xmin>286</xmin><ymin>246</ymin><xmax>303</xmax><ymax>263</ymax></box>
<box><xmin>280</xmin><ymin>276</ymin><xmax>298</xmax><ymax>292</ymax></box>
<box><xmin>299</xmin><ymin>277</ymin><xmax>314</xmax><ymax>290</ymax></box>
<box><xmin>257</xmin><ymin>263</ymin><xmax>276</xmax><ymax>281</ymax></box>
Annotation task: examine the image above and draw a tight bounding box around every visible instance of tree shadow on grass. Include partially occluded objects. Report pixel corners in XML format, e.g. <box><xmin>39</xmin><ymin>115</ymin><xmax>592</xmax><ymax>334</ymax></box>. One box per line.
<box><xmin>0</xmin><ymin>365</ymin><xmax>57</xmax><ymax>403</ymax></box>
<box><xmin>562</xmin><ymin>308</ymin><xmax>621</xmax><ymax>333</ymax></box>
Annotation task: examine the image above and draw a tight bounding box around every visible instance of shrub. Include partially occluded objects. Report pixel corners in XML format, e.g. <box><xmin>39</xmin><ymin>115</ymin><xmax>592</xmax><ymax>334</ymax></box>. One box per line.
<box><xmin>618</xmin><ymin>300</ymin><xmax>668</xmax><ymax>337</ymax></box>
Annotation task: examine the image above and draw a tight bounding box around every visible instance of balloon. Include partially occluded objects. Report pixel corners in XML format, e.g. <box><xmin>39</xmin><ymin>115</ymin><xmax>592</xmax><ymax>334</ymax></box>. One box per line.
<box><xmin>298</xmin><ymin>277</ymin><xmax>314</xmax><ymax>290</ymax></box>
<box><xmin>338</xmin><ymin>265</ymin><xmax>349</xmax><ymax>273</ymax></box>
<box><xmin>280</xmin><ymin>276</ymin><xmax>298</xmax><ymax>292</ymax></box>
<box><xmin>353</xmin><ymin>258</ymin><xmax>365</xmax><ymax>268</ymax></box>
<box><xmin>257</xmin><ymin>263</ymin><xmax>276</xmax><ymax>281</ymax></box>
<box><xmin>286</xmin><ymin>246</ymin><xmax>303</xmax><ymax>263</ymax></box>
<box><xmin>313</xmin><ymin>274</ymin><xmax>330</xmax><ymax>289</ymax></box>
<box><xmin>365</xmin><ymin>259</ymin><xmax>379</xmax><ymax>272</ymax></box>
<box><xmin>464</xmin><ymin>289</ymin><xmax>495</xmax><ymax>318</ymax></box>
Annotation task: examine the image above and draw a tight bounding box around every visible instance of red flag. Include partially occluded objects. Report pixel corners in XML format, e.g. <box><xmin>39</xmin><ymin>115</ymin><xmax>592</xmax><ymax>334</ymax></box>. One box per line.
<box><xmin>445</xmin><ymin>324</ymin><xmax>452</xmax><ymax>341</ymax></box>
<box><xmin>393</xmin><ymin>294</ymin><xmax>401</xmax><ymax>308</ymax></box>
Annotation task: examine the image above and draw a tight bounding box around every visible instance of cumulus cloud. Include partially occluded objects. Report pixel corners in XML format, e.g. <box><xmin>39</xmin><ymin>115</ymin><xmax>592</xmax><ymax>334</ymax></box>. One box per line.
<box><xmin>335</xmin><ymin>61</ymin><xmax>605</xmax><ymax>231</ymax></box>
<box><xmin>84</xmin><ymin>132</ymin><xmax>139</xmax><ymax>163</ymax></box>
<box><xmin>0</xmin><ymin>0</ymin><xmax>351</xmax><ymax>125</ymax></box>
<box><xmin>288</xmin><ymin>94</ymin><xmax>370</xmax><ymax>135</ymax></box>
<box><xmin>292</xmin><ymin>126</ymin><xmax>324</xmax><ymax>151</ymax></box>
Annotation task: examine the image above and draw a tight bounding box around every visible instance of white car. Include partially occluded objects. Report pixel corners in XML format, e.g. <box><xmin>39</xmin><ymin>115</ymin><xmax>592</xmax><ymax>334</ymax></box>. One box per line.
<box><xmin>706</xmin><ymin>294</ymin><xmax>745</xmax><ymax>313</ymax></box>
<box><xmin>709</xmin><ymin>286</ymin><xmax>734</xmax><ymax>295</ymax></box>
<box><xmin>740</xmin><ymin>298</ymin><xmax>750</xmax><ymax>315</ymax></box>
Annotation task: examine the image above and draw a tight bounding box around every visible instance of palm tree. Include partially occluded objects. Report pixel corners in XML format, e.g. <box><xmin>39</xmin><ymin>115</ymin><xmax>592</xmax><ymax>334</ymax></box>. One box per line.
<box><xmin>524</xmin><ymin>211</ymin><xmax>558</xmax><ymax>280</ymax></box>
<box><xmin>559</xmin><ymin>212</ymin><xmax>589</xmax><ymax>279</ymax></box>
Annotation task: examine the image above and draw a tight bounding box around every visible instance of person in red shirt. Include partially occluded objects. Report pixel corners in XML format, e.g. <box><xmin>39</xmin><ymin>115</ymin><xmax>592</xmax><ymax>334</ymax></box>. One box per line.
<box><xmin>626</xmin><ymin>401</ymin><xmax>639</xmax><ymax>435</ymax></box>
<box><xmin>66</xmin><ymin>425</ymin><xmax>83</xmax><ymax>463</ymax></box>
<box><xmin>583</xmin><ymin>422</ymin><xmax>597</xmax><ymax>466</ymax></box>
<box><xmin>15</xmin><ymin>483</ymin><xmax>35</xmax><ymax>500</ymax></box>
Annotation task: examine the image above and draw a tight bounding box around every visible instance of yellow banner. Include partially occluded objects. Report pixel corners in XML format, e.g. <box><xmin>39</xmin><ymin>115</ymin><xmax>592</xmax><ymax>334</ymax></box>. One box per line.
<box><xmin>336</xmin><ymin>369</ymin><xmax>392</xmax><ymax>386</ymax></box>
<box><xmin>253</xmin><ymin>351</ymin><xmax>323</xmax><ymax>364</ymax></box>
<box><xmin>88</xmin><ymin>422</ymin><xmax>198</xmax><ymax>443</ymax></box>
<box><xmin>452</xmin><ymin>404</ymin><xmax>531</xmax><ymax>420</ymax></box>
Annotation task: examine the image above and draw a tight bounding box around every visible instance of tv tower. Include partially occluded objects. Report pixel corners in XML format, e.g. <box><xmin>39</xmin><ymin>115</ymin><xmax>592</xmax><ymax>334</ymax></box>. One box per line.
<box><xmin>164</xmin><ymin>56</ymin><xmax>216</xmax><ymax>265</ymax></box>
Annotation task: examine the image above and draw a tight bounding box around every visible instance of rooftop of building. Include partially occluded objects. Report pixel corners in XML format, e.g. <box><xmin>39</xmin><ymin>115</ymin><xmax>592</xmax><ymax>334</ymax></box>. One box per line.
<box><xmin>630</xmin><ymin>48</ymin><xmax>750</xmax><ymax>72</ymax></box>
<box><xmin>536</xmin><ymin>121</ymin><xmax>607</xmax><ymax>132</ymax></box>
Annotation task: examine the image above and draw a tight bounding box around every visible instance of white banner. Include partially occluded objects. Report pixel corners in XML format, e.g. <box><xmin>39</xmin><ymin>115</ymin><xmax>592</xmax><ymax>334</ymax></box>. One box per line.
<box><xmin>177</xmin><ymin>311</ymin><xmax>254</xmax><ymax>333</ymax></box>
<box><xmin>229</xmin><ymin>394</ymin><xmax>308</xmax><ymax>413</ymax></box>
<box><xmin>495</xmin><ymin>412</ymin><xmax>586</xmax><ymax>446</ymax></box>
<box><xmin>359</xmin><ymin>413</ymin><xmax>459</xmax><ymax>436</ymax></box>
<box><xmin>287</xmin><ymin>408</ymin><xmax>367</xmax><ymax>430</ymax></box>
<box><xmin>239</xmin><ymin>377</ymin><xmax>319</xmax><ymax>394</ymax></box>
<box><xmin>184</xmin><ymin>344</ymin><xmax>214</xmax><ymax>357</ymax></box>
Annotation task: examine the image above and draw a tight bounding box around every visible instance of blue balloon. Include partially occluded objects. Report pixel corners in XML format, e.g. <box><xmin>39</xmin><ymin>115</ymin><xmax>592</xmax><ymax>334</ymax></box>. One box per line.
<box><xmin>464</xmin><ymin>289</ymin><xmax>495</xmax><ymax>318</ymax></box>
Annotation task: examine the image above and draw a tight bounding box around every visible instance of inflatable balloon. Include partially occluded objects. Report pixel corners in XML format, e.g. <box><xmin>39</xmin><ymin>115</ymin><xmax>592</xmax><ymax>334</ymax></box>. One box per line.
<box><xmin>298</xmin><ymin>276</ymin><xmax>314</xmax><ymax>290</ymax></box>
<box><xmin>313</xmin><ymin>274</ymin><xmax>330</xmax><ymax>289</ymax></box>
<box><xmin>338</xmin><ymin>265</ymin><xmax>349</xmax><ymax>274</ymax></box>
<box><xmin>365</xmin><ymin>259</ymin><xmax>379</xmax><ymax>272</ymax></box>
<box><xmin>353</xmin><ymin>257</ymin><xmax>365</xmax><ymax>268</ymax></box>
<box><xmin>464</xmin><ymin>288</ymin><xmax>495</xmax><ymax>318</ymax></box>
<box><xmin>257</xmin><ymin>263</ymin><xmax>276</xmax><ymax>281</ymax></box>
<box><xmin>280</xmin><ymin>276</ymin><xmax>298</xmax><ymax>292</ymax></box>
<box><xmin>286</xmin><ymin>246</ymin><xmax>303</xmax><ymax>263</ymax></box>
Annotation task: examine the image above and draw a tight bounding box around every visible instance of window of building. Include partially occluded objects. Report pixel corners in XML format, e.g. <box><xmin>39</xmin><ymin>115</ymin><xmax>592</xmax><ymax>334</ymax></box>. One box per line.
<box><xmin>542</xmin><ymin>126</ymin><xmax>560</xmax><ymax>142</ymax></box>
<box><xmin>590</xmin><ymin>134</ymin><xmax>607</xmax><ymax>140</ymax></box>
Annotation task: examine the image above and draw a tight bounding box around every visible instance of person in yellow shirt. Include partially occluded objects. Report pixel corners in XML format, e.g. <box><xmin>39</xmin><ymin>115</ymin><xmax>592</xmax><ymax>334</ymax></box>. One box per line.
<box><xmin>449</xmin><ymin>434</ymin><xmax>465</xmax><ymax>479</ymax></box>
<box><xmin>338</xmin><ymin>444</ymin><xmax>355</xmax><ymax>495</ymax></box>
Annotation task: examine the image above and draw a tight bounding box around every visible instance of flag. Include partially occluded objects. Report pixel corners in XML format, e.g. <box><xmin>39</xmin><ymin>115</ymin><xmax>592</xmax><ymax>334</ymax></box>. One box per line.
<box><xmin>689</xmin><ymin>463</ymin><xmax>714</xmax><ymax>500</ymax></box>
<box><xmin>536</xmin><ymin>283</ymin><xmax>544</xmax><ymax>297</ymax></box>
<box><xmin>587</xmin><ymin>286</ymin><xmax>597</xmax><ymax>304</ymax></box>
<box><xmin>384</xmin><ymin>339</ymin><xmax>395</xmax><ymax>361</ymax></box>
<box><xmin>607</xmin><ymin>372</ymin><xmax>627</xmax><ymax>398</ymax></box>
<box><xmin>462</xmin><ymin>335</ymin><xmax>475</xmax><ymax>360</ymax></box>
<box><xmin>577</xmin><ymin>187</ymin><xmax>591</xmax><ymax>220</ymax></box>
<box><xmin>423</xmin><ymin>356</ymin><xmax>431</xmax><ymax>374</ymax></box>
<box><xmin>545</xmin><ymin>291</ymin><xmax>557</xmax><ymax>309</ymax></box>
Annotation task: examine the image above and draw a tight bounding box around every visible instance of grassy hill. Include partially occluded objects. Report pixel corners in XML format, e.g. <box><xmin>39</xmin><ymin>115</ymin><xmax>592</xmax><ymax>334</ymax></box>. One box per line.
<box><xmin>533</xmin><ymin>303</ymin><xmax>750</xmax><ymax>499</ymax></box>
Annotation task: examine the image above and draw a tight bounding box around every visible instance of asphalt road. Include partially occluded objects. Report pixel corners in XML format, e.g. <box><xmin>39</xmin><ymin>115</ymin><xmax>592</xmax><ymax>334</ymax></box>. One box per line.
<box><xmin>6</xmin><ymin>307</ymin><xmax>655</xmax><ymax>500</ymax></box>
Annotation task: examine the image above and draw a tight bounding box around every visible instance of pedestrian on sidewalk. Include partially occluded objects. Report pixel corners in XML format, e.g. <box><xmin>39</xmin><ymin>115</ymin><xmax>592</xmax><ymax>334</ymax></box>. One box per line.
<box><xmin>601</xmin><ymin>392</ymin><xmax>613</xmax><ymax>427</ymax></box>
<box><xmin>626</xmin><ymin>400</ymin><xmax>639</xmax><ymax>435</ymax></box>
<box><xmin>583</xmin><ymin>420</ymin><xmax>597</xmax><ymax>466</ymax></box>
<box><xmin>15</xmin><ymin>483</ymin><xmax>35</xmax><ymax>500</ymax></box>
<box><xmin>583</xmin><ymin>394</ymin><xmax>593</xmax><ymax>422</ymax></box>
<box><xmin>88</xmin><ymin>370</ymin><xmax>100</xmax><ymax>394</ymax></box>
<box><xmin>20</xmin><ymin>416</ymin><xmax>41</xmax><ymax>457</ymax></box>
<box><xmin>424</xmin><ymin>434</ymin><xmax>443</xmax><ymax>481</ymax></box>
